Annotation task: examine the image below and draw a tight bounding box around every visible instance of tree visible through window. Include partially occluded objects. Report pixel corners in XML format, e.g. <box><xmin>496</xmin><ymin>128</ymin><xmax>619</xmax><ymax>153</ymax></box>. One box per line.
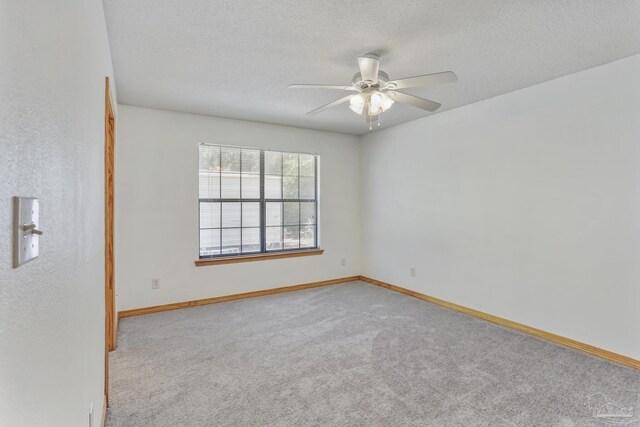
<box><xmin>198</xmin><ymin>144</ymin><xmax>319</xmax><ymax>258</ymax></box>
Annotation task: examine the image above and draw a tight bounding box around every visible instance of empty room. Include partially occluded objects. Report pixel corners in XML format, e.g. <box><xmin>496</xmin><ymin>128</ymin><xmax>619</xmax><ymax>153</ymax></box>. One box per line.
<box><xmin>1</xmin><ymin>0</ymin><xmax>640</xmax><ymax>426</ymax></box>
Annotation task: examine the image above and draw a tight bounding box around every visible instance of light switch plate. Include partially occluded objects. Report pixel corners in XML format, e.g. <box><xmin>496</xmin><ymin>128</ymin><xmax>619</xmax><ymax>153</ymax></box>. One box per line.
<box><xmin>14</xmin><ymin>197</ymin><xmax>40</xmax><ymax>268</ymax></box>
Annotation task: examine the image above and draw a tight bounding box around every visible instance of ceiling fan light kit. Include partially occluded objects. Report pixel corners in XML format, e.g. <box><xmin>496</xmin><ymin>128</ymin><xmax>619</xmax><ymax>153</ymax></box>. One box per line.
<box><xmin>289</xmin><ymin>53</ymin><xmax>457</xmax><ymax>130</ymax></box>
<box><xmin>349</xmin><ymin>92</ymin><xmax>394</xmax><ymax>115</ymax></box>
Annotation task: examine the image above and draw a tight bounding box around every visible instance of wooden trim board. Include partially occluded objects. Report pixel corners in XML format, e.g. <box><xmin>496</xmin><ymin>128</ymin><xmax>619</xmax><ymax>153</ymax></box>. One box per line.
<box><xmin>195</xmin><ymin>248</ymin><xmax>324</xmax><ymax>266</ymax></box>
<box><xmin>357</xmin><ymin>275</ymin><xmax>639</xmax><ymax>370</ymax></box>
<box><xmin>103</xmin><ymin>76</ymin><xmax>116</xmax><ymax>407</ymax></box>
<box><xmin>104</xmin><ymin>76</ymin><xmax>116</xmax><ymax>352</ymax></box>
<box><xmin>118</xmin><ymin>276</ymin><xmax>358</xmax><ymax>318</ymax></box>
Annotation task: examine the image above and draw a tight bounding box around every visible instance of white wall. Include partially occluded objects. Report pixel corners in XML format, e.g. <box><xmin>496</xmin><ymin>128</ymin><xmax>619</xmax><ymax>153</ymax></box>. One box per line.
<box><xmin>115</xmin><ymin>105</ymin><xmax>361</xmax><ymax>311</ymax></box>
<box><xmin>360</xmin><ymin>54</ymin><xmax>640</xmax><ymax>359</ymax></box>
<box><xmin>0</xmin><ymin>1</ymin><xmax>116</xmax><ymax>426</ymax></box>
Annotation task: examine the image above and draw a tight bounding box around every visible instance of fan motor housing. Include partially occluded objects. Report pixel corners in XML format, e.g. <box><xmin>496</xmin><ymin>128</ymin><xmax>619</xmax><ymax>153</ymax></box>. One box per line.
<box><xmin>352</xmin><ymin>70</ymin><xmax>390</xmax><ymax>89</ymax></box>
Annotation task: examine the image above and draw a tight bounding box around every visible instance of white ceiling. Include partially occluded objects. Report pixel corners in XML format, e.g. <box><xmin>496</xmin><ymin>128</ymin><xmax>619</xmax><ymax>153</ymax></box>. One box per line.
<box><xmin>103</xmin><ymin>0</ymin><xmax>640</xmax><ymax>135</ymax></box>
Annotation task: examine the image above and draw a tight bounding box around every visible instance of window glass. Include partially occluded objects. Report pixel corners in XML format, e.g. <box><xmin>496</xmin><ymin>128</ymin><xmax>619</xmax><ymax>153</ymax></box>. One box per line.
<box><xmin>198</xmin><ymin>145</ymin><xmax>318</xmax><ymax>258</ymax></box>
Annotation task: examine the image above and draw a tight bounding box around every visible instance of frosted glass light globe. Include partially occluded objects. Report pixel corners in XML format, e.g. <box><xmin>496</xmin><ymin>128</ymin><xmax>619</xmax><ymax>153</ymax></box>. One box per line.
<box><xmin>349</xmin><ymin>94</ymin><xmax>365</xmax><ymax>115</ymax></box>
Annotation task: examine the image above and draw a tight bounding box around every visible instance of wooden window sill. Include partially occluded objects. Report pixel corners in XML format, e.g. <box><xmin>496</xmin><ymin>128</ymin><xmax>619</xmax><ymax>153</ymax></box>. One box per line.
<box><xmin>195</xmin><ymin>248</ymin><xmax>324</xmax><ymax>266</ymax></box>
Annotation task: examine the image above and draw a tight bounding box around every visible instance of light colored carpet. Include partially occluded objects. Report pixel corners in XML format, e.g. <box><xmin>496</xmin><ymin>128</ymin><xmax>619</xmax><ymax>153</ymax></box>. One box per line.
<box><xmin>106</xmin><ymin>281</ymin><xmax>639</xmax><ymax>426</ymax></box>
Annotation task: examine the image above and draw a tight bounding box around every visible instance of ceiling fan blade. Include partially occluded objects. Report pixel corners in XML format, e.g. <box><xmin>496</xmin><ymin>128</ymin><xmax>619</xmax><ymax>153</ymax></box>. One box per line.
<box><xmin>389</xmin><ymin>91</ymin><xmax>441</xmax><ymax>112</ymax></box>
<box><xmin>387</xmin><ymin>71</ymin><xmax>457</xmax><ymax>90</ymax></box>
<box><xmin>289</xmin><ymin>84</ymin><xmax>357</xmax><ymax>91</ymax></box>
<box><xmin>358</xmin><ymin>56</ymin><xmax>379</xmax><ymax>82</ymax></box>
<box><xmin>306</xmin><ymin>95</ymin><xmax>354</xmax><ymax>115</ymax></box>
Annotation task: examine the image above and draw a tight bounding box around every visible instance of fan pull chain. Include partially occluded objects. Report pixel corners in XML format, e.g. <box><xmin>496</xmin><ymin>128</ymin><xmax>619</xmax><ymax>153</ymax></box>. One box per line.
<box><xmin>367</xmin><ymin>115</ymin><xmax>383</xmax><ymax>130</ymax></box>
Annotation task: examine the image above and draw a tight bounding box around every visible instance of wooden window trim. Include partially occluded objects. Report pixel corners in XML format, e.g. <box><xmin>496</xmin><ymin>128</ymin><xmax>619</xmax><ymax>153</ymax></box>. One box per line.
<box><xmin>195</xmin><ymin>248</ymin><xmax>324</xmax><ymax>266</ymax></box>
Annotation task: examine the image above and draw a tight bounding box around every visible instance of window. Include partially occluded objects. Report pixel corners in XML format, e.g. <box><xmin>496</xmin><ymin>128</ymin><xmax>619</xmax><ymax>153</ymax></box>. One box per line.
<box><xmin>198</xmin><ymin>144</ymin><xmax>319</xmax><ymax>258</ymax></box>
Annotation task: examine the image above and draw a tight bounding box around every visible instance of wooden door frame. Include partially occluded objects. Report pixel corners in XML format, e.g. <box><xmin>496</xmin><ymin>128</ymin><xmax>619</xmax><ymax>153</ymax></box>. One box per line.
<box><xmin>105</xmin><ymin>76</ymin><xmax>116</xmax><ymax>404</ymax></box>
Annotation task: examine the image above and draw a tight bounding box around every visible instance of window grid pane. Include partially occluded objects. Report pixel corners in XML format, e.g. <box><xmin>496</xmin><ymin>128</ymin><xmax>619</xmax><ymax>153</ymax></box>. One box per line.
<box><xmin>241</xmin><ymin>227</ymin><xmax>261</xmax><ymax>253</ymax></box>
<box><xmin>300</xmin><ymin>225</ymin><xmax>315</xmax><ymax>248</ymax></box>
<box><xmin>266</xmin><ymin>202</ymin><xmax>282</xmax><ymax>226</ymax></box>
<box><xmin>265</xmin><ymin>175</ymin><xmax>282</xmax><ymax>199</ymax></box>
<box><xmin>300</xmin><ymin>202</ymin><xmax>316</xmax><ymax>225</ymax></box>
<box><xmin>222</xmin><ymin>228</ymin><xmax>241</xmax><ymax>255</ymax></box>
<box><xmin>284</xmin><ymin>226</ymin><xmax>300</xmax><ymax>249</ymax></box>
<box><xmin>266</xmin><ymin>226</ymin><xmax>283</xmax><ymax>251</ymax></box>
<box><xmin>199</xmin><ymin>145</ymin><xmax>318</xmax><ymax>258</ymax></box>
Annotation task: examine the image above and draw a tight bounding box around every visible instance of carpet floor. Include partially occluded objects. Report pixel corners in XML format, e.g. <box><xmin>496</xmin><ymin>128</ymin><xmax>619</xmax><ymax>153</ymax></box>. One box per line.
<box><xmin>106</xmin><ymin>281</ymin><xmax>639</xmax><ymax>426</ymax></box>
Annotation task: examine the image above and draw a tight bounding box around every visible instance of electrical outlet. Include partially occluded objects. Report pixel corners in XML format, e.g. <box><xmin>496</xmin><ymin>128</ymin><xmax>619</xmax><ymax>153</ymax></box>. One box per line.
<box><xmin>89</xmin><ymin>402</ymin><xmax>94</xmax><ymax>427</ymax></box>
<box><xmin>152</xmin><ymin>279</ymin><xmax>160</xmax><ymax>289</ymax></box>
<box><xmin>410</xmin><ymin>267</ymin><xmax>416</xmax><ymax>277</ymax></box>
<box><xmin>341</xmin><ymin>257</ymin><xmax>346</xmax><ymax>266</ymax></box>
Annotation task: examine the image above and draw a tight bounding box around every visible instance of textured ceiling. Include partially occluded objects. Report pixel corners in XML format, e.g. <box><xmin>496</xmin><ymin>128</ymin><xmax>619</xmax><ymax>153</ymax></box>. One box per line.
<box><xmin>103</xmin><ymin>0</ymin><xmax>640</xmax><ymax>135</ymax></box>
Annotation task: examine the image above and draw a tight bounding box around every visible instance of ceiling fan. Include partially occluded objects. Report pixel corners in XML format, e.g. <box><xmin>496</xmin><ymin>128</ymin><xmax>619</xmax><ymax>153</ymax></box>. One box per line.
<box><xmin>289</xmin><ymin>54</ymin><xmax>457</xmax><ymax>129</ymax></box>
